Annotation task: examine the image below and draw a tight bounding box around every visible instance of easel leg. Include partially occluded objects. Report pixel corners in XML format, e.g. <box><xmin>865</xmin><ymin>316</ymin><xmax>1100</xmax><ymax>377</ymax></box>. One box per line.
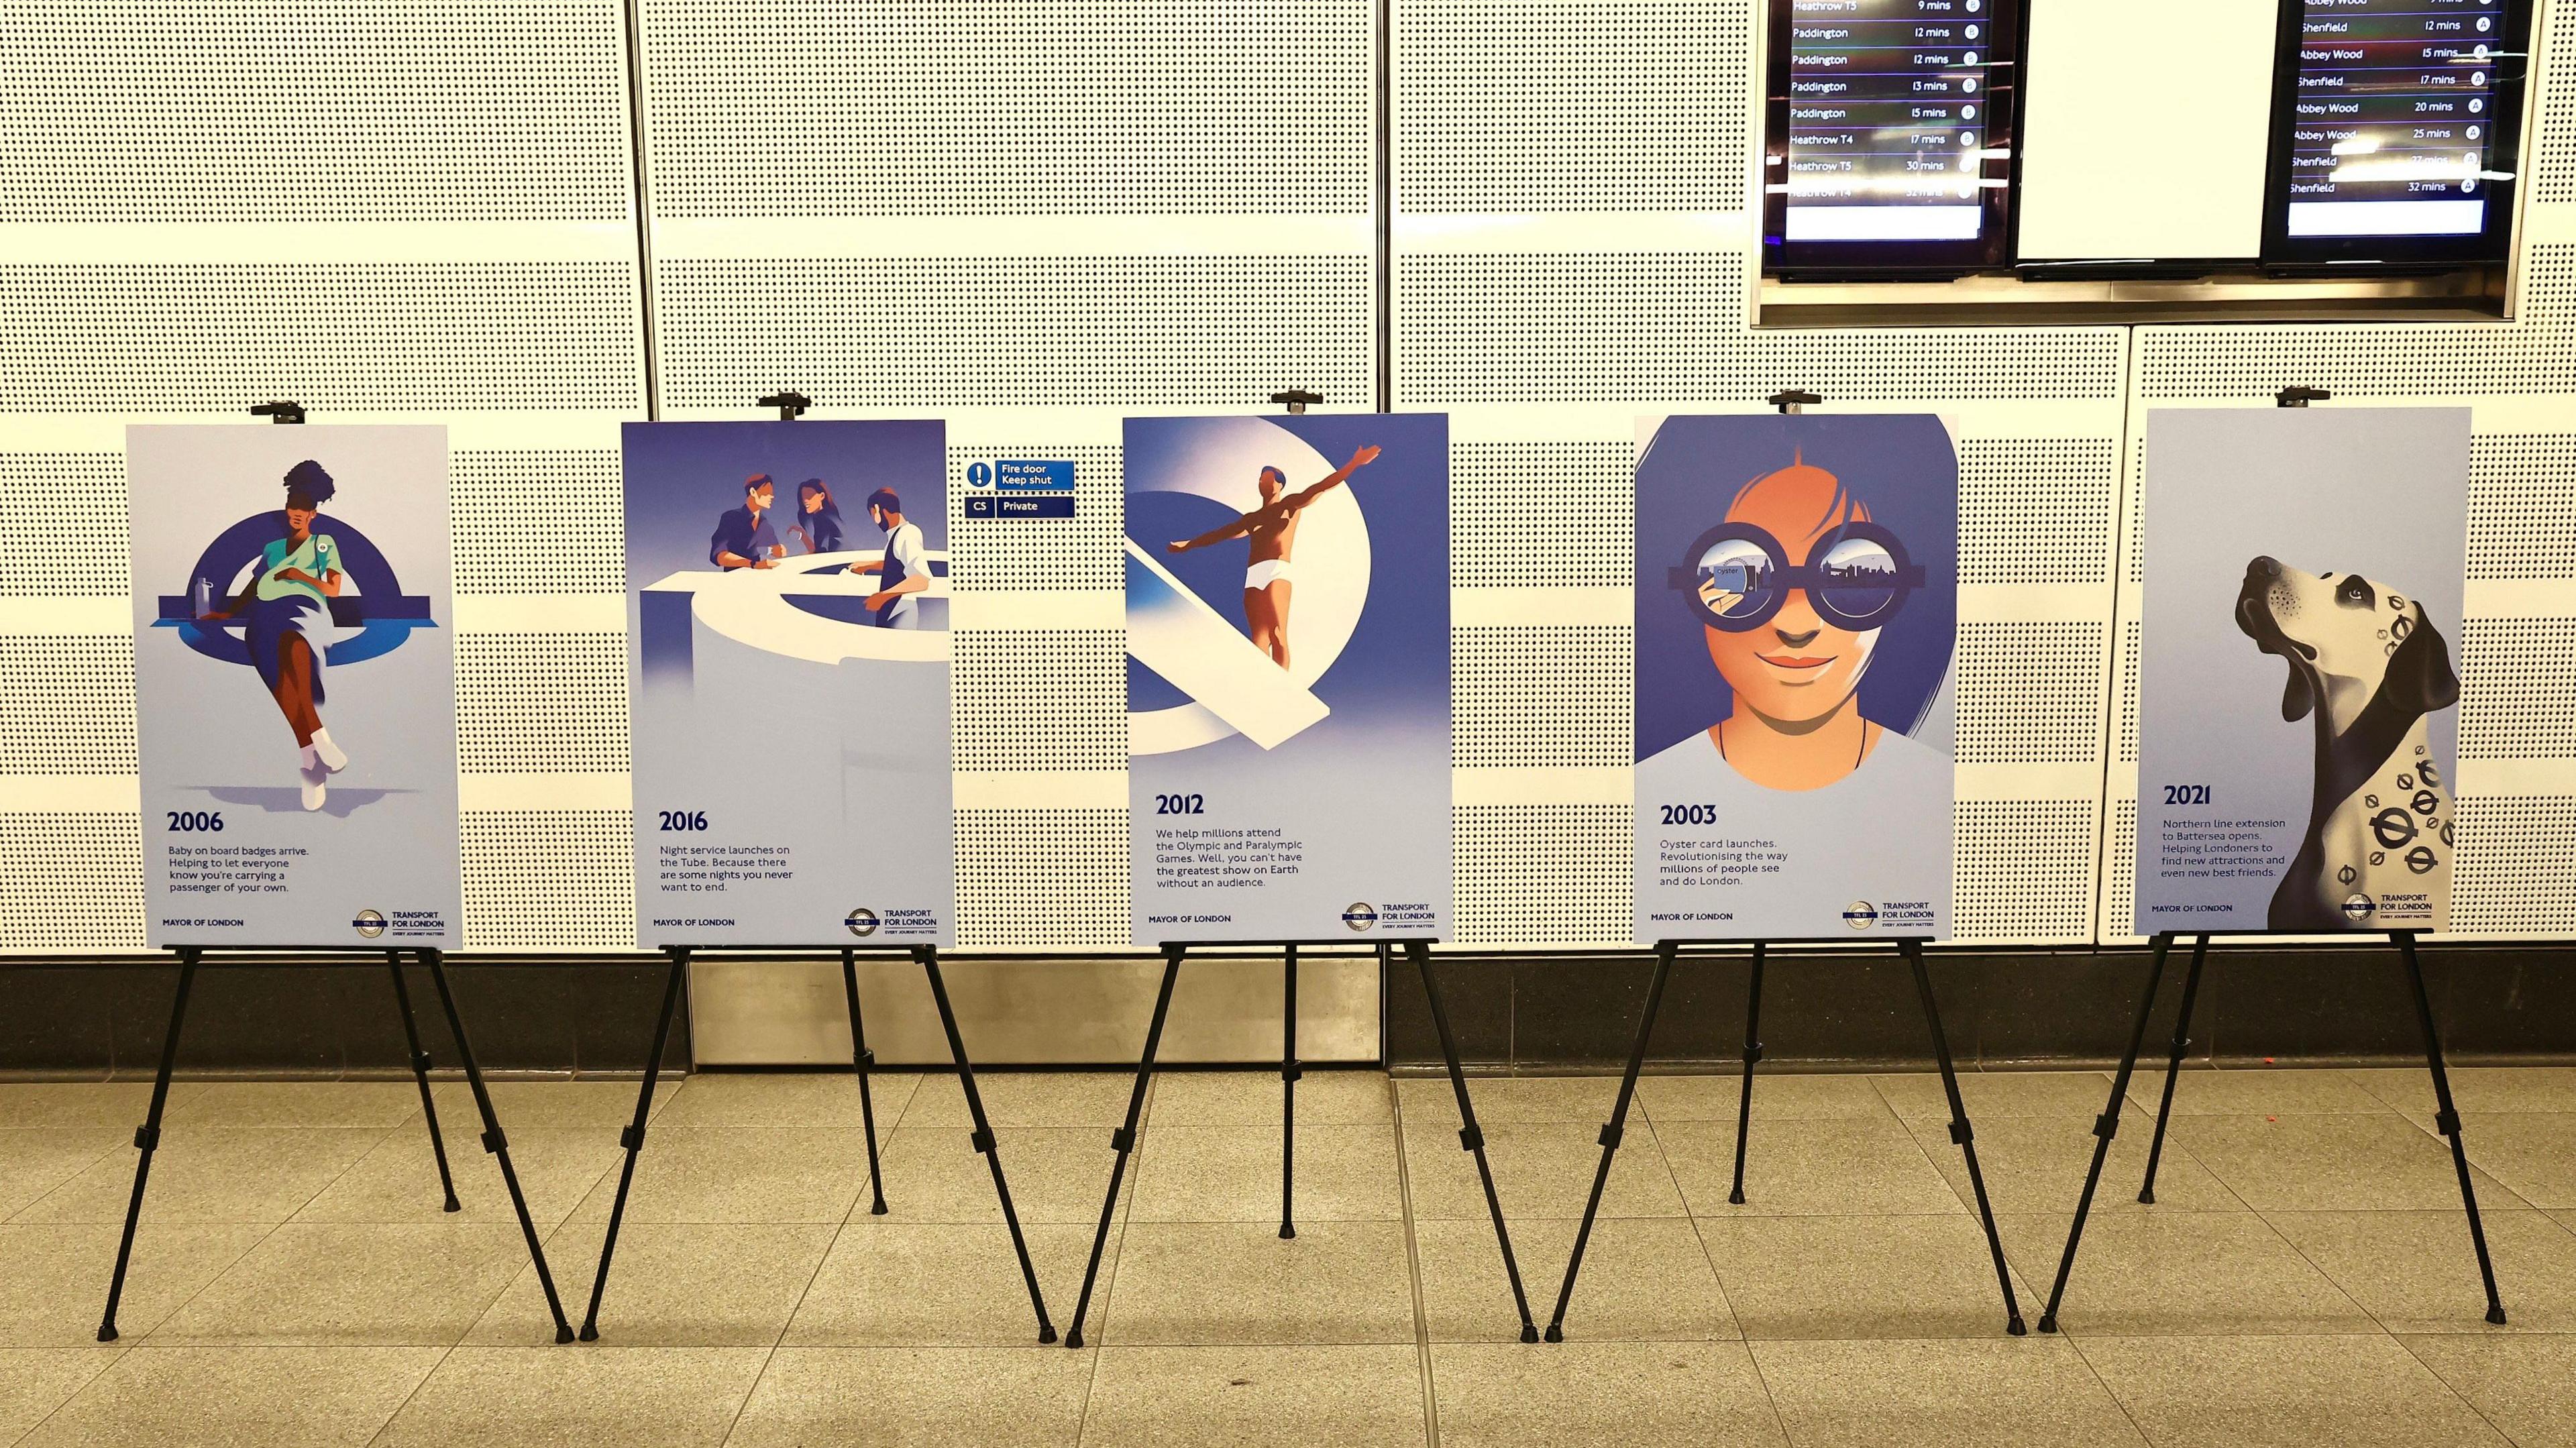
<box><xmin>2137</xmin><ymin>932</ymin><xmax>2209</xmax><ymax>1204</ymax></box>
<box><xmin>2395</xmin><ymin>931</ymin><xmax>2508</xmax><ymax>1325</ymax></box>
<box><xmin>1065</xmin><ymin>944</ymin><xmax>1183</xmax><ymax>1349</ymax></box>
<box><xmin>386</xmin><ymin>949</ymin><xmax>462</xmax><ymax>1213</ymax></box>
<box><xmin>580</xmin><ymin>946</ymin><xmax>688</xmax><ymax>1341</ymax></box>
<box><xmin>1281</xmin><ymin>942</ymin><xmax>1299</xmax><ymax>1241</ymax></box>
<box><xmin>98</xmin><ymin>946</ymin><xmax>199</xmax><ymax>1343</ymax></box>
<box><xmin>841</xmin><ymin>948</ymin><xmax>889</xmax><ymax>1216</ymax></box>
<box><xmin>1728</xmin><ymin>942</ymin><xmax>1766</xmax><ymax>1206</ymax></box>
<box><xmin>422</xmin><ymin>949</ymin><xmax>574</xmax><ymax>1343</ymax></box>
<box><xmin>2039</xmin><ymin>931</ymin><xmax>2174</xmax><ymax>1334</ymax></box>
<box><xmin>1409</xmin><ymin>942</ymin><xmax>1538</xmax><ymax>1343</ymax></box>
<box><xmin>920</xmin><ymin>947</ymin><xmax>1056</xmax><ymax>1343</ymax></box>
<box><xmin>1905</xmin><ymin>939</ymin><xmax>2026</xmax><ymax>1335</ymax></box>
<box><xmin>1545</xmin><ymin>940</ymin><xmax>1676</xmax><ymax>1342</ymax></box>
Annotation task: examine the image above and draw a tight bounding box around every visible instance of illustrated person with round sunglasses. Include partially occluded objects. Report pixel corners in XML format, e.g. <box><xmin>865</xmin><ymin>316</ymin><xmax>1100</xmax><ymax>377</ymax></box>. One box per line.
<box><xmin>197</xmin><ymin>460</ymin><xmax>350</xmax><ymax>812</ymax></box>
<box><xmin>1641</xmin><ymin>451</ymin><xmax>1943</xmax><ymax>795</ymax></box>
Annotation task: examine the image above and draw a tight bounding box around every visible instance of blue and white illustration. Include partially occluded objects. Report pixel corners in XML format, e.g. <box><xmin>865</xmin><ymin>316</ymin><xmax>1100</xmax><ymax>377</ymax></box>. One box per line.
<box><xmin>625</xmin><ymin>421</ymin><xmax>951</xmax><ymax>947</ymax></box>
<box><xmin>2135</xmin><ymin>408</ymin><xmax>2467</xmax><ymax>935</ymax></box>
<box><xmin>1126</xmin><ymin>414</ymin><xmax>1452</xmax><ymax>944</ymax></box>
<box><xmin>128</xmin><ymin>425</ymin><xmax>460</xmax><ymax>948</ymax></box>
<box><xmin>1633</xmin><ymin>414</ymin><xmax>1959</xmax><ymax>943</ymax></box>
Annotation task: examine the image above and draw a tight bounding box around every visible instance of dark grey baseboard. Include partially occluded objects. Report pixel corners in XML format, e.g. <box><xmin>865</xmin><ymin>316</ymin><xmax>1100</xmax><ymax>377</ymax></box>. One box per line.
<box><xmin>1386</xmin><ymin>941</ymin><xmax>2576</xmax><ymax>1072</ymax></box>
<box><xmin>3</xmin><ymin>940</ymin><xmax>2570</xmax><ymax>1077</ymax></box>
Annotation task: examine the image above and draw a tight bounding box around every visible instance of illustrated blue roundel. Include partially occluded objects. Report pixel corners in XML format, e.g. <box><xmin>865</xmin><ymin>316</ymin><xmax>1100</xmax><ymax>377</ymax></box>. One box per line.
<box><xmin>157</xmin><ymin>512</ymin><xmax>436</xmax><ymax>668</ymax></box>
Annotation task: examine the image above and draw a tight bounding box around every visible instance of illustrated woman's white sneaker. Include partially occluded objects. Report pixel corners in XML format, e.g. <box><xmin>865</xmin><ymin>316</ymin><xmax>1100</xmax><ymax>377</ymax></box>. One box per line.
<box><xmin>309</xmin><ymin>727</ymin><xmax>348</xmax><ymax>773</ymax></box>
<box><xmin>300</xmin><ymin>761</ymin><xmax>328</xmax><ymax>812</ymax></box>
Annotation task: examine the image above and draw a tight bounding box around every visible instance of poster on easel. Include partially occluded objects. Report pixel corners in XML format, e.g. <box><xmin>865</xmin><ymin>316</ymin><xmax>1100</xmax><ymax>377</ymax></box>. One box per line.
<box><xmin>2135</xmin><ymin>408</ymin><xmax>2468</xmax><ymax>934</ymax></box>
<box><xmin>624</xmin><ymin>421</ymin><xmax>952</xmax><ymax>948</ymax></box>
<box><xmin>1631</xmin><ymin>414</ymin><xmax>1960</xmax><ymax>943</ymax></box>
<box><xmin>1124</xmin><ymin>413</ymin><xmax>1451</xmax><ymax>944</ymax></box>
<box><xmin>128</xmin><ymin>425</ymin><xmax>461</xmax><ymax>948</ymax></box>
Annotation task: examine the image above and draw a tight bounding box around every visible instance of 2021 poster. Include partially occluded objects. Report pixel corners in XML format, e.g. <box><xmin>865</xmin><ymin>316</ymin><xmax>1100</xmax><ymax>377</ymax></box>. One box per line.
<box><xmin>1125</xmin><ymin>414</ymin><xmax>1451</xmax><ymax>943</ymax></box>
<box><xmin>1633</xmin><ymin>414</ymin><xmax>1959</xmax><ymax>942</ymax></box>
<box><xmin>2135</xmin><ymin>408</ymin><xmax>2468</xmax><ymax>934</ymax></box>
<box><xmin>128</xmin><ymin>425</ymin><xmax>461</xmax><ymax>948</ymax></box>
<box><xmin>625</xmin><ymin>421</ymin><xmax>952</xmax><ymax>947</ymax></box>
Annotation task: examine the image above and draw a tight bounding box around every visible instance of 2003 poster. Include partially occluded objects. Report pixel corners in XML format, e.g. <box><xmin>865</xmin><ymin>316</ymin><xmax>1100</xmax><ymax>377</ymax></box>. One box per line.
<box><xmin>128</xmin><ymin>425</ymin><xmax>461</xmax><ymax>948</ymax></box>
<box><xmin>625</xmin><ymin>421</ymin><xmax>952</xmax><ymax>947</ymax></box>
<box><xmin>1125</xmin><ymin>414</ymin><xmax>1452</xmax><ymax>943</ymax></box>
<box><xmin>2135</xmin><ymin>408</ymin><xmax>2468</xmax><ymax>934</ymax></box>
<box><xmin>1633</xmin><ymin>414</ymin><xmax>1960</xmax><ymax>942</ymax></box>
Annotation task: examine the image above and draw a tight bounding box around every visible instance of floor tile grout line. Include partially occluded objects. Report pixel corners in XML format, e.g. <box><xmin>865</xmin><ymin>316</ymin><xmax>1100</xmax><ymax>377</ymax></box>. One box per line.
<box><xmin>2385</xmin><ymin>1326</ymin><xmax>2532</xmax><ymax>1448</ymax></box>
<box><xmin>1387</xmin><ymin>1073</ymin><xmax>1439</xmax><ymax>1448</ymax></box>
<box><xmin>2057</xmin><ymin>1326</ymin><xmax>2161</xmax><ymax>1447</ymax></box>
<box><xmin>2</xmin><ymin>1339</ymin><xmax>131</xmax><ymax>1448</ymax></box>
<box><xmin>360</xmin><ymin>1341</ymin><xmax>461</xmax><ymax>1447</ymax></box>
<box><xmin>1071</xmin><ymin>1072</ymin><xmax>1152</xmax><ymax>1448</ymax></box>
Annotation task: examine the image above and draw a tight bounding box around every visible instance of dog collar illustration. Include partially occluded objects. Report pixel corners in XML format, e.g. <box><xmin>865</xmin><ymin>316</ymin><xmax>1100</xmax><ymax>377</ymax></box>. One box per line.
<box><xmin>1669</xmin><ymin>521</ymin><xmax>1924</xmax><ymax>632</ymax></box>
<box><xmin>2237</xmin><ymin>556</ymin><xmax>2459</xmax><ymax>932</ymax></box>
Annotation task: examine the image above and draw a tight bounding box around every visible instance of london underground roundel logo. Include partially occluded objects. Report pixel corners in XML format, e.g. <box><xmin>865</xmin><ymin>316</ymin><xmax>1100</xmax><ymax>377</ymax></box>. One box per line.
<box><xmin>1342</xmin><ymin>902</ymin><xmax>1379</xmax><ymax>932</ymax></box>
<box><xmin>847</xmin><ymin>908</ymin><xmax>880</xmax><ymax>938</ymax></box>
<box><xmin>1843</xmin><ymin>901</ymin><xmax>1878</xmax><ymax>931</ymax></box>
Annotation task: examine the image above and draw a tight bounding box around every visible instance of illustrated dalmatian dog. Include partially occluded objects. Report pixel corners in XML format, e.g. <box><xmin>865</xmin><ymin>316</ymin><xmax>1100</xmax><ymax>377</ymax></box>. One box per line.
<box><xmin>2237</xmin><ymin>557</ymin><xmax>2460</xmax><ymax>932</ymax></box>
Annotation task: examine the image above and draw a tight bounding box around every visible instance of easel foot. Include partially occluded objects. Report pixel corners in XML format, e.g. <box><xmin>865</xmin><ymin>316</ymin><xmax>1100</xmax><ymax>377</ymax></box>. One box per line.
<box><xmin>1727</xmin><ymin>1188</ymin><xmax>1746</xmax><ymax>1205</ymax></box>
<box><xmin>2137</xmin><ymin>1188</ymin><xmax>2156</xmax><ymax>1205</ymax></box>
<box><xmin>1542</xmin><ymin>1324</ymin><xmax>1563</xmax><ymax>1343</ymax></box>
<box><xmin>1279</xmin><ymin>1223</ymin><xmax>1295</xmax><ymax>1241</ymax></box>
<box><xmin>95</xmin><ymin>1323</ymin><xmax>117</xmax><ymax>1343</ymax></box>
<box><xmin>2006</xmin><ymin>1315</ymin><xmax>2028</xmax><ymax>1336</ymax></box>
<box><xmin>555</xmin><ymin>1325</ymin><xmax>574</xmax><ymax>1344</ymax></box>
<box><xmin>869</xmin><ymin>1199</ymin><xmax>889</xmax><ymax>1216</ymax></box>
<box><xmin>578</xmin><ymin>1323</ymin><xmax>599</xmax><ymax>1343</ymax></box>
<box><xmin>443</xmin><ymin>1194</ymin><xmax>462</xmax><ymax>1213</ymax></box>
<box><xmin>2037</xmin><ymin>1313</ymin><xmax>2059</xmax><ymax>1334</ymax></box>
<box><xmin>1039</xmin><ymin>1323</ymin><xmax>1060</xmax><ymax>1344</ymax></box>
<box><xmin>1065</xmin><ymin>1328</ymin><xmax>1085</xmax><ymax>1349</ymax></box>
<box><xmin>2487</xmin><ymin>1306</ymin><xmax>2508</xmax><ymax>1325</ymax></box>
<box><xmin>1519</xmin><ymin>1325</ymin><xmax>1540</xmax><ymax>1343</ymax></box>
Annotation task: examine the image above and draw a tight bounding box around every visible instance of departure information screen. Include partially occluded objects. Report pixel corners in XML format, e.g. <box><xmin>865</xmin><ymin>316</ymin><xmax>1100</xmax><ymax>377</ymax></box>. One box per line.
<box><xmin>1766</xmin><ymin>0</ymin><xmax>2017</xmax><ymax>274</ymax></box>
<box><xmin>2267</xmin><ymin>0</ymin><xmax>2530</xmax><ymax>264</ymax></box>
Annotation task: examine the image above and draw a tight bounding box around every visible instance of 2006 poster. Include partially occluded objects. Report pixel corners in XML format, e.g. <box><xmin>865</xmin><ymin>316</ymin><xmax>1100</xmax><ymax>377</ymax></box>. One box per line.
<box><xmin>1125</xmin><ymin>414</ymin><xmax>1451</xmax><ymax>943</ymax></box>
<box><xmin>128</xmin><ymin>425</ymin><xmax>462</xmax><ymax>948</ymax></box>
<box><xmin>2135</xmin><ymin>408</ymin><xmax>2468</xmax><ymax>934</ymax></box>
<box><xmin>625</xmin><ymin>421</ymin><xmax>952</xmax><ymax>947</ymax></box>
<box><xmin>1633</xmin><ymin>414</ymin><xmax>1960</xmax><ymax>942</ymax></box>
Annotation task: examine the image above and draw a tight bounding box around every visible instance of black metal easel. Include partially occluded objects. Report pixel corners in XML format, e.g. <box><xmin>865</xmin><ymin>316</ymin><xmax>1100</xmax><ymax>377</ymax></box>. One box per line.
<box><xmin>577</xmin><ymin>944</ymin><xmax>1055</xmax><ymax>1343</ymax></box>
<box><xmin>1545</xmin><ymin>937</ymin><xmax>2026</xmax><ymax>1340</ymax></box>
<box><xmin>1062</xmin><ymin>938</ymin><xmax>1538</xmax><ymax>1347</ymax></box>
<box><xmin>97</xmin><ymin>946</ymin><xmax>575</xmax><ymax>1343</ymax></box>
<box><xmin>2037</xmin><ymin>929</ymin><xmax>2506</xmax><ymax>1332</ymax></box>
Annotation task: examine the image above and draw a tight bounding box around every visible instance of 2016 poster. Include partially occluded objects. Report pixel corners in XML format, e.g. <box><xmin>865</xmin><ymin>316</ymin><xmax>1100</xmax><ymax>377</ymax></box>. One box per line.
<box><xmin>1633</xmin><ymin>414</ymin><xmax>1959</xmax><ymax>942</ymax></box>
<box><xmin>625</xmin><ymin>422</ymin><xmax>951</xmax><ymax>947</ymax></box>
<box><xmin>1126</xmin><ymin>414</ymin><xmax>1451</xmax><ymax>943</ymax></box>
<box><xmin>128</xmin><ymin>426</ymin><xmax>461</xmax><ymax>948</ymax></box>
<box><xmin>2135</xmin><ymin>408</ymin><xmax>2468</xmax><ymax>934</ymax></box>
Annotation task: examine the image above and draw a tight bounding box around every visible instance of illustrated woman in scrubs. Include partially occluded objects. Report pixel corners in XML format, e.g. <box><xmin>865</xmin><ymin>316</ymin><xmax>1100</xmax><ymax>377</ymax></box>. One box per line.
<box><xmin>1639</xmin><ymin>451</ymin><xmax>1943</xmax><ymax>795</ymax></box>
<box><xmin>202</xmin><ymin>460</ymin><xmax>349</xmax><ymax>810</ymax></box>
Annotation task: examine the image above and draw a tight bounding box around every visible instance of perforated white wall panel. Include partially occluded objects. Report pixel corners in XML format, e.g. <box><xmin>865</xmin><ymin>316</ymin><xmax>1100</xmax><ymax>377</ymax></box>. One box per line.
<box><xmin>1400</xmin><ymin>0</ymin><xmax>2123</xmax><ymax>946</ymax></box>
<box><xmin>0</xmin><ymin>0</ymin><xmax>642</xmax><ymax>954</ymax></box>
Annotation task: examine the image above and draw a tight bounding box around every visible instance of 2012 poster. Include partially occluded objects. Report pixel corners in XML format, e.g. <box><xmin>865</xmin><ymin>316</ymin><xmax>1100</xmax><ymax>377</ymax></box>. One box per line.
<box><xmin>2135</xmin><ymin>408</ymin><xmax>2468</xmax><ymax>934</ymax></box>
<box><xmin>1633</xmin><ymin>414</ymin><xmax>1959</xmax><ymax>942</ymax></box>
<box><xmin>1125</xmin><ymin>414</ymin><xmax>1451</xmax><ymax>943</ymax></box>
<box><xmin>625</xmin><ymin>422</ymin><xmax>951</xmax><ymax>947</ymax></box>
<box><xmin>128</xmin><ymin>425</ymin><xmax>461</xmax><ymax>948</ymax></box>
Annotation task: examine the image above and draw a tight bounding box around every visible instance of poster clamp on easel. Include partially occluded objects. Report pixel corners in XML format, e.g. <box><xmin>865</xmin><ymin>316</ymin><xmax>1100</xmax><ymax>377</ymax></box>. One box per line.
<box><xmin>2037</xmin><ymin>388</ymin><xmax>2505</xmax><ymax>1333</ymax></box>
<box><xmin>102</xmin><ymin>400</ymin><xmax>574</xmax><ymax>1343</ymax></box>
<box><xmin>581</xmin><ymin>390</ymin><xmax>1054</xmax><ymax>1344</ymax></box>
<box><xmin>1553</xmin><ymin>390</ymin><xmax>2026</xmax><ymax>1341</ymax></box>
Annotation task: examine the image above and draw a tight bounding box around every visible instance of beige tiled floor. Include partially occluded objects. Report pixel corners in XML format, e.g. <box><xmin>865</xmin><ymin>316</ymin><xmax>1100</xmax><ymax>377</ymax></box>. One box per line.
<box><xmin>0</xmin><ymin>1064</ymin><xmax>2568</xmax><ymax>1445</ymax></box>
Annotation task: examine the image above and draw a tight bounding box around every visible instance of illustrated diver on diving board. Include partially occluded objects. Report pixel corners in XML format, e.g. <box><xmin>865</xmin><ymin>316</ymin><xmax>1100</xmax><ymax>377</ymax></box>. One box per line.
<box><xmin>1164</xmin><ymin>445</ymin><xmax>1379</xmax><ymax>669</ymax></box>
